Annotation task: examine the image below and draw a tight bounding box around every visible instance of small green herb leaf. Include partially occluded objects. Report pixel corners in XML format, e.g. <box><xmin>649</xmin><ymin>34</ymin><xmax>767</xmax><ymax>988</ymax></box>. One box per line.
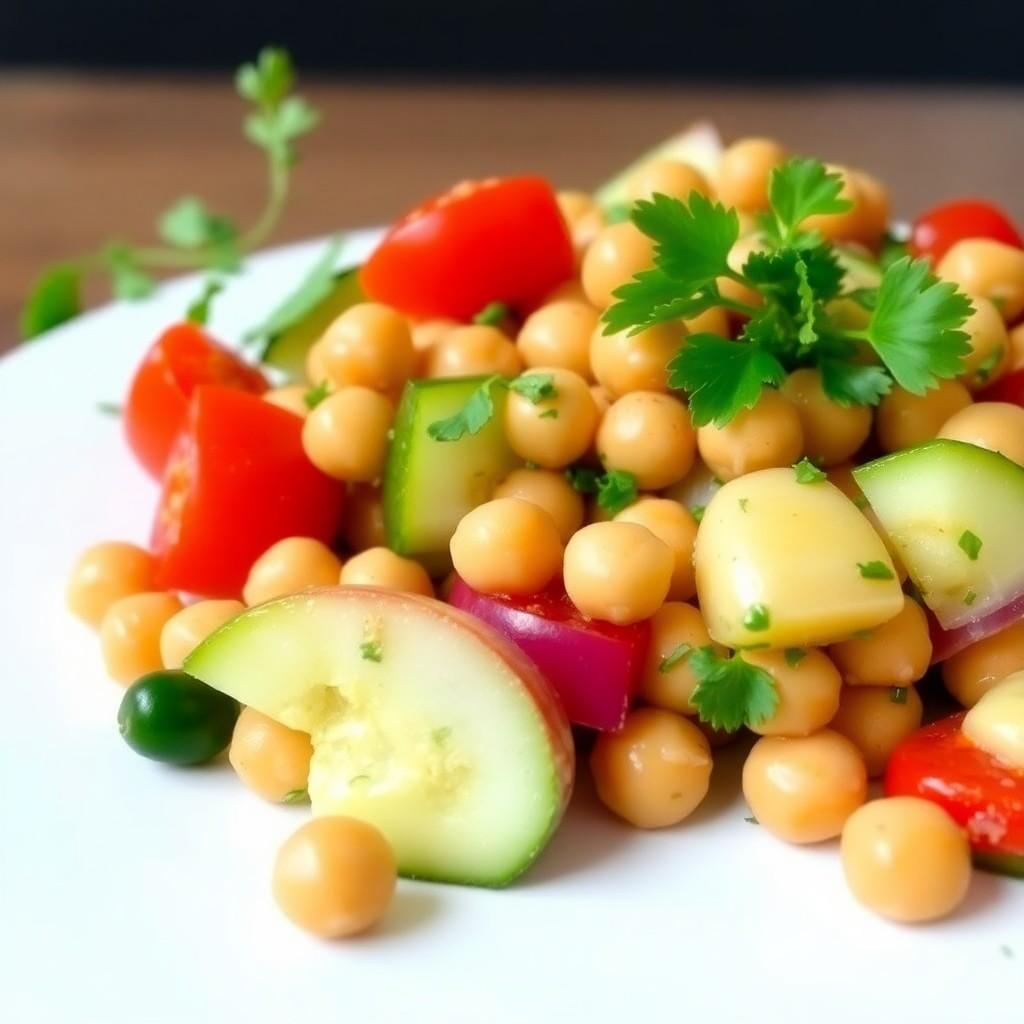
<box><xmin>158</xmin><ymin>196</ymin><xmax>238</xmax><ymax>256</ymax></box>
<box><xmin>19</xmin><ymin>264</ymin><xmax>82</xmax><ymax>340</ymax></box>
<box><xmin>185</xmin><ymin>278</ymin><xmax>224</xmax><ymax>326</ymax></box>
<box><xmin>959</xmin><ymin>529</ymin><xmax>983</xmax><ymax>561</ymax></box>
<box><xmin>282</xmin><ymin>788</ymin><xmax>309</xmax><ymax>804</ymax></box>
<box><xmin>566</xmin><ymin>466</ymin><xmax>601</xmax><ymax>494</ymax></box>
<box><xmin>359</xmin><ymin>640</ymin><xmax>383</xmax><ymax>663</ymax></box>
<box><xmin>473</xmin><ymin>301</ymin><xmax>510</xmax><ymax>327</ymax></box>
<box><xmin>690</xmin><ymin>504</ymin><xmax>706</xmax><ymax>523</ymax></box>
<box><xmin>784</xmin><ymin>648</ymin><xmax>806</xmax><ymax>668</ymax></box>
<box><xmin>303</xmin><ymin>381</ymin><xmax>331</xmax><ymax>409</ymax></box>
<box><xmin>889</xmin><ymin>687</ymin><xmax>908</xmax><ymax>705</ymax></box>
<box><xmin>539</xmin><ymin>409</ymin><xmax>559</xmax><ymax>419</ymax></box>
<box><xmin>596</xmin><ymin>469</ymin><xmax>639</xmax><ymax>516</ymax></box>
<box><xmin>738</xmin><ymin>497</ymin><xmax>750</xmax><ymax>512</ymax></box>
<box><xmin>96</xmin><ymin>401</ymin><xmax>123</xmax><ymax>417</ymax></box>
<box><xmin>427</xmin><ymin>376</ymin><xmax>500</xmax><ymax>441</ymax></box>
<box><xmin>509</xmin><ymin>372</ymin><xmax>557</xmax><ymax>404</ymax></box>
<box><xmin>658</xmin><ymin>643</ymin><xmax>693</xmax><ymax>674</ymax></box>
<box><xmin>743</xmin><ymin>604</ymin><xmax>771</xmax><ymax>632</ymax></box>
<box><xmin>105</xmin><ymin>246</ymin><xmax>155</xmax><ymax>300</ymax></box>
<box><xmin>689</xmin><ymin>647</ymin><xmax>779</xmax><ymax>732</ymax></box>
<box><xmin>857</xmin><ymin>560</ymin><xmax>895</xmax><ymax>580</ymax></box>
<box><xmin>768</xmin><ymin>159</ymin><xmax>853</xmax><ymax>241</ymax></box>
<box><xmin>793</xmin><ymin>458</ymin><xmax>826</xmax><ymax>484</ymax></box>
<box><xmin>818</xmin><ymin>358</ymin><xmax>892</xmax><ymax>407</ymax></box>
<box><xmin>964</xmin><ymin>589</ymin><xmax>978</xmax><ymax>607</ymax></box>
<box><xmin>236</xmin><ymin>47</ymin><xmax>296</xmax><ymax>106</ymax></box>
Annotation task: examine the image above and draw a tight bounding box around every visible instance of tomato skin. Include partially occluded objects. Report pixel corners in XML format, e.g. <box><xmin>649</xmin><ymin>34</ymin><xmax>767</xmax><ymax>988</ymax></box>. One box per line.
<box><xmin>361</xmin><ymin>176</ymin><xmax>574</xmax><ymax>320</ymax></box>
<box><xmin>885</xmin><ymin>712</ymin><xmax>1024</xmax><ymax>859</ymax></box>
<box><xmin>151</xmin><ymin>387</ymin><xmax>345</xmax><ymax>599</ymax></box>
<box><xmin>978</xmin><ymin>368</ymin><xmax>1024</xmax><ymax>406</ymax></box>
<box><xmin>124</xmin><ymin>323</ymin><xmax>267</xmax><ymax>479</ymax></box>
<box><xmin>909</xmin><ymin>199</ymin><xmax>1024</xmax><ymax>264</ymax></box>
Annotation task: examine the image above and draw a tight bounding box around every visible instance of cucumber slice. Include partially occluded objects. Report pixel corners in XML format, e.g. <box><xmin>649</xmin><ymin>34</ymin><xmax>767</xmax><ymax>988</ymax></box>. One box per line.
<box><xmin>594</xmin><ymin>122</ymin><xmax>723</xmax><ymax>220</ymax></box>
<box><xmin>855</xmin><ymin>440</ymin><xmax>1024</xmax><ymax>630</ymax></box>
<box><xmin>383</xmin><ymin>377</ymin><xmax>519</xmax><ymax>561</ymax></box>
<box><xmin>260</xmin><ymin>268</ymin><xmax>364</xmax><ymax>382</ymax></box>
<box><xmin>185</xmin><ymin>587</ymin><xmax>573</xmax><ymax>886</ymax></box>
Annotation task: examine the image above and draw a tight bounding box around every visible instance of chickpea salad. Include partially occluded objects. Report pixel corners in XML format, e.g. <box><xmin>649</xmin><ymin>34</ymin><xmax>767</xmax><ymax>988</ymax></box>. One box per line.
<box><xmin>49</xmin><ymin>49</ymin><xmax>1024</xmax><ymax>938</ymax></box>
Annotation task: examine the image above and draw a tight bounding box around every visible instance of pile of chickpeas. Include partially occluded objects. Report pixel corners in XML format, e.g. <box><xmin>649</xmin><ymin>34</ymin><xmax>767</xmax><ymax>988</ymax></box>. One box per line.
<box><xmin>67</xmin><ymin>135</ymin><xmax>1024</xmax><ymax>933</ymax></box>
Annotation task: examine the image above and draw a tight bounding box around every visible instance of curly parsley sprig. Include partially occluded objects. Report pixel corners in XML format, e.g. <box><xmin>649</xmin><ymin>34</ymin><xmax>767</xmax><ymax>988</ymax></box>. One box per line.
<box><xmin>19</xmin><ymin>47</ymin><xmax>320</xmax><ymax>340</ymax></box>
<box><xmin>602</xmin><ymin>158</ymin><xmax>974</xmax><ymax>427</ymax></box>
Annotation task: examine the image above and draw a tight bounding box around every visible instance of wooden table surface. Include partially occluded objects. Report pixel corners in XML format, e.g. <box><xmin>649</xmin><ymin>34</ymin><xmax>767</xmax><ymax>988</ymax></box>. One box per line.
<box><xmin>4</xmin><ymin>76</ymin><xmax>1024</xmax><ymax>351</ymax></box>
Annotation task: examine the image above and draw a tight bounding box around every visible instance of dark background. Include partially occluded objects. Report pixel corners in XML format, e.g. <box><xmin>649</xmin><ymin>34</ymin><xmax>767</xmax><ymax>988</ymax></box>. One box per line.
<box><xmin>4</xmin><ymin>0</ymin><xmax>1024</xmax><ymax>82</ymax></box>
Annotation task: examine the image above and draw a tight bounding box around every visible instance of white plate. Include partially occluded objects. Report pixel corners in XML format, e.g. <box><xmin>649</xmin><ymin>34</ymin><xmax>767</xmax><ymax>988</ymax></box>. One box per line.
<box><xmin>1</xmin><ymin>232</ymin><xmax>1021</xmax><ymax>1024</ymax></box>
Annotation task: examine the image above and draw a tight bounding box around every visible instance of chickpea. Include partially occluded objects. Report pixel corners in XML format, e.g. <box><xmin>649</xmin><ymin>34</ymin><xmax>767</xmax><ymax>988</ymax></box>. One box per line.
<box><xmin>340</xmin><ymin>547</ymin><xmax>434</xmax><ymax>597</ymax></box>
<box><xmin>409</xmin><ymin>318</ymin><xmax>458</xmax><ymax>374</ymax></box>
<box><xmin>425</xmin><ymin>324</ymin><xmax>523</xmax><ymax>379</ymax></box>
<box><xmin>563</xmin><ymin>521</ymin><xmax>673</xmax><ymax>625</ymax></box>
<box><xmin>263</xmin><ymin>386</ymin><xmax>311</xmax><ymax>419</ymax></box>
<box><xmin>829</xmin><ymin>684</ymin><xmax>924</xmax><ymax>777</ymax></box>
<box><xmin>696</xmin><ymin>388</ymin><xmax>803</xmax><ymax>481</ymax></box>
<box><xmin>942</xmin><ymin>620</ymin><xmax>1024</xmax><ymax>708</ymax></box>
<box><xmin>581</xmin><ymin>222</ymin><xmax>654</xmax><ymax>309</ymax></box>
<box><xmin>319</xmin><ymin>303</ymin><xmax>415</xmax><ymax>392</ymax></box>
<box><xmin>301</xmin><ymin>387</ymin><xmax>394</xmax><ymax>483</ymax></box>
<box><xmin>449</xmin><ymin>498</ymin><xmax>563</xmax><ymax>596</ymax></box>
<box><xmin>937</xmin><ymin>239</ymin><xmax>1024</xmax><ymax>323</ymax></box>
<box><xmin>742</xmin><ymin>730</ymin><xmax>867</xmax><ymax>844</ymax></box>
<box><xmin>841</xmin><ymin>798</ymin><xmax>971</xmax><ymax>923</ymax></box>
<box><xmin>556</xmin><ymin>190</ymin><xmax>604</xmax><ymax>251</ymax></box>
<box><xmin>544</xmin><ymin>278</ymin><xmax>591</xmax><ymax>306</ymax></box>
<box><xmin>517</xmin><ymin>301</ymin><xmax>598</xmax><ymax>379</ymax></box>
<box><xmin>598</xmin><ymin>391</ymin><xmax>696</xmax><ymax>489</ymax></box>
<box><xmin>305</xmin><ymin>338</ymin><xmax>329</xmax><ymax>388</ymax></box>
<box><xmin>589</xmin><ymin>322</ymin><xmax>686</xmax><ymax>397</ymax></box>
<box><xmin>626</xmin><ymin>159</ymin><xmax>710</xmax><ymax>204</ymax></box>
<box><xmin>639</xmin><ymin>602</ymin><xmax>721</xmax><ymax>714</ymax></box>
<box><xmin>801</xmin><ymin>165</ymin><xmax>864</xmax><ymax>243</ymax></box>
<box><xmin>504</xmin><ymin>367</ymin><xmax>599</xmax><ymax>468</ymax></box>
<box><xmin>1009</xmin><ymin>322</ymin><xmax>1024</xmax><ymax>371</ymax></box>
<box><xmin>718</xmin><ymin>236</ymin><xmax>765</xmax><ymax>309</ymax></box>
<box><xmin>243</xmin><ymin>537</ymin><xmax>343</xmax><ymax>606</ymax></box>
<box><xmin>160</xmin><ymin>599</ymin><xmax>244</xmax><ymax>670</ymax></box>
<box><xmin>590</xmin><ymin>708</ymin><xmax>712</xmax><ymax>828</ymax></box>
<box><xmin>780</xmin><ymin>368</ymin><xmax>871</xmax><ymax>467</ymax></box>
<box><xmin>99</xmin><ymin>592</ymin><xmax>184</xmax><ymax>685</ymax></box>
<box><xmin>615</xmin><ymin>498</ymin><xmax>698</xmax><ymax>601</ymax></box>
<box><xmin>826</xmin><ymin>464</ymin><xmax>908</xmax><ymax>584</ymax></box>
<box><xmin>848</xmin><ymin>170</ymin><xmax>890</xmax><ymax>248</ymax></box>
<box><xmin>875</xmin><ymin>378</ymin><xmax>972</xmax><ymax>453</ymax></box>
<box><xmin>939</xmin><ymin>401</ymin><xmax>1024</xmax><ymax>466</ymax></box>
<box><xmin>682</xmin><ymin>304</ymin><xmax>730</xmax><ymax>337</ymax></box>
<box><xmin>715</xmin><ymin>137</ymin><xmax>786</xmax><ymax>212</ymax></box>
<box><xmin>67</xmin><ymin>541</ymin><xmax>156</xmax><ymax>628</ymax></box>
<box><xmin>273</xmin><ymin>816</ymin><xmax>396</xmax><ymax>938</ymax></box>
<box><xmin>958</xmin><ymin>296</ymin><xmax>1011</xmax><ymax>390</ymax></box>
<box><xmin>493</xmin><ymin>467</ymin><xmax>584</xmax><ymax>543</ymax></box>
<box><xmin>342</xmin><ymin>484</ymin><xmax>387</xmax><ymax>553</ymax></box>
<box><xmin>744</xmin><ymin>648</ymin><xmax>843</xmax><ymax>738</ymax></box>
<box><xmin>829</xmin><ymin>597</ymin><xmax>932</xmax><ymax>687</ymax></box>
<box><xmin>229</xmin><ymin>706</ymin><xmax>313</xmax><ymax>803</ymax></box>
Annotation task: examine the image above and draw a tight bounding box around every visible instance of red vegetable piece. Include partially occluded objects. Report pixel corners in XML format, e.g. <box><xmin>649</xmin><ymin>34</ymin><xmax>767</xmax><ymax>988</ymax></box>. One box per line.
<box><xmin>151</xmin><ymin>387</ymin><xmax>345</xmax><ymax>599</ymax></box>
<box><xmin>448</xmin><ymin>575</ymin><xmax>649</xmax><ymax>732</ymax></box>
<box><xmin>929</xmin><ymin>593</ymin><xmax>1024</xmax><ymax>663</ymax></box>
<box><xmin>979</xmin><ymin>368</ymin><xmax>1024</xmax><ymax>407</ymax></box>
<box><xmin>124</xmin><ymin>322</ymin><xmax>267</xmax><ymax>479</ymax></box>
<box><xmin>885</xmin><ymin>712</ymin><xmax>1024</xmax><ymax>875</ymax></box>
<box><xmin>361</xmin><ymin>176</ymin><xmax>574</xmax><ymax>320</ymax></box>
<box><xmin>909</xmin><ymin>199</ymin><xmax>1023</xmax><ymax>265</ymax></box>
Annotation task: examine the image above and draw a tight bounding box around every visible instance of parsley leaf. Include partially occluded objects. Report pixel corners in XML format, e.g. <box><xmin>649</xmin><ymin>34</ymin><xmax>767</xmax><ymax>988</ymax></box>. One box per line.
<box><xmin>236</xmin><ymin>47</ymin><xmax>295</xmax><ymax>106</ymax></box>
<box><xmin>19</xmin><ymin>264</ymin><xmax>82</xmax><ymax>340</ymax></box>
<box><xmin>959</xmin><ymin>529</ymin><xmax>983</xmax><ymax>561</ymax></box>
<box><xmin>784</xmin><ymin>648</ymin><xmax>806</xmax><ymax>668</ymax></box>
<box><xmin>427</xmin><ymin>376</ymin><xmax>500</xmax><ymax>442</ymax></box>
<box><xmin>818</xmin><ymin>356</ymin><xmax>892</xmax><ymax>406</ymax></box>
<box><xmin>245</xmin><ymin>238</ymin><xmax>345</xmax><ymax>346</ymax></box>
<box><xmin>768</xmin><ymin>159</ymin><xmax>853</xmax><ymax>242</ymax></box>
<box><xmin>303</xmin><ymin>381</ymin><xmax>331</xmax><ymax>409</ymax></box>
<box><xmin>597</xmin><ymin>469</ymin><xmax>638</xmax><ymax>516</ymax></box>
<box><xmin>690</xmin><ymin>504</ymin><xmax>706</xmax><ymax>523</ymax></box>
<box><xmin>185</xmin><ymin>278</ymin><xmax>224</xmax><ymax>326</ymax></box>
<box><xmin>659</xmin><ymin>643</ymin><xmax>692</xmax><ymax>674</ymax></box>
<box><xmin>793</xmin><ymin>458</ymin><xmax>826</xmax><ymax>483</ymax></box>
<box><xmin>473</xmin><ymin>301</ymin><xmax>510</xmax><ymax>326</ymax></box>
<box><xmin>104</xmin><ymin>245</ymin><xmax>155</xmax><ymax>300</ymax></box>
<box><xmin>603</xmin><ymin>268</ymin><xmax>716</xmax><ymax>336</ymax></box>
<box><xmin>631</xmin><ymin>191</ymin><xmax>739</xmax><ymax>286</ymax></box>
<box><xmin>864</xmin><ymin>256</ymin><xmax>973</xmax><ymax>394</ymax></box>
<box><xmin>508</xmin><ymin>373</ymin><xmax>557</xmax><ymax>403</ymax></box>
<box><xmin>566</xmin><ymin>466</ymin><xmax>601</xmax><ymax>494</ymax></box>
<box><xmin>743</xmin><ymin>604</ymin><xmax>771</xmax><ymax>631</ymax></box>
<box><xmin>359</xmin><ymin>639</ymin><xmax>383</xmax><ymax>663</ymax></box>
<box><xmin>667</xmin><ymin>333</ymin><xmax>786</xmax><ymax>428</ymax></box>
<box><xmin>858</xmin><ymin>560</ymin><xmax>895</xmax><ymax>580</ymax></box>
<box><xmin>158</xmin><ymin>196</ymin><xmax>238</xmax><ymax>266</ymax></box>
<box><xmin>964</xmin><ymin>589</ymin><xmax>978</xmax><ymax>606</ymax></box>
<box><xmin>689</xmin><ymin>647</ymin><xmax>779</xmax><ymax>732</ymax></box>
<box><xmin>282</xmin><ymin>788</ymin><xmax>309</xmax><ymax>804</ymax></box>
<box><xmin>96</xmin><ymin>401</ymin><xmax>123</xmax><ymax>416</ymax></box>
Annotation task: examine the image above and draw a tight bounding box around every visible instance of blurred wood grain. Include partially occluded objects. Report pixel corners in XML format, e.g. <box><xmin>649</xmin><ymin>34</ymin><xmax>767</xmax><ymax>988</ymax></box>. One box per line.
<box><xmin>3</xmin><ymin>75</ymin><xmax>1023</xmax><ymax>350</ymax></box>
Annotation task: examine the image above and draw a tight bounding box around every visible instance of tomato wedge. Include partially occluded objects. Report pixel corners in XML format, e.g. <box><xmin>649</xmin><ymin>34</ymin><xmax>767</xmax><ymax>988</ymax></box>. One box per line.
<box><xmin>979</xmin><ymin>368</ymin><xmax>1024</xmax><ymax>407</ymax></box>
<box><xmin>360</xmin><ymin>176</ymin><xmax>574</xmax><ymax>320</ymax></box>
<box><xmin>125</xmin><ymin>322</ymin><xmax>267</xmax><ymax>479</ymax></box>
<box><xmin>885</xmin><ymin>712</ymin><xmax>1024</xmax><ymax>876</ymax></box>
<box><xmin>909</xmin><ymin>199</ymin><xmax>1023</xmax><ymax>265</ymax></box>
<box><xmin>151</xmin><ymin>387</ymin><xmax>345</xmax><ymax>599</ymax></box>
